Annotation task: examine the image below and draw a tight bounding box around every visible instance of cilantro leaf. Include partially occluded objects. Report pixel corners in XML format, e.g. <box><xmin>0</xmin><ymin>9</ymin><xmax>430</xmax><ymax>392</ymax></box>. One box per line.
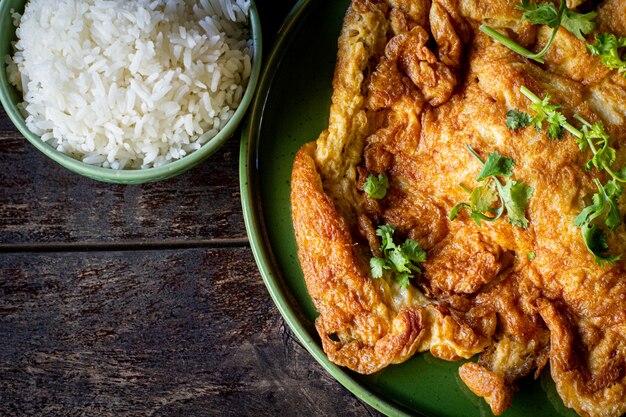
<box><xmin>388</xmin><ymin>248</ymin><xmax>411</xmax><ymax>273</ymax></box>
<box><xmin>477</xmin><ymin>151</ymin><xmax>515</xmax><ymax>180</ymax></box>
<box><xmin>560</xmin><ymin>9</ymin><xmax>597</xmax><ymax>41</ymax></box>
<box><xmin>604</xmin><ymin>181</ymin><xmax>623</xmax><ymax>233</ymax></box>
<box><xmin>575</xmin><ymin>133</ymin><xmax>589</xmax><ymax>152</ymax></box>
<box><xmin>546</xmin><ymin>114</ymin><xmax>567</xmax><ymax>139</ymax></box>
<box><xmin>376</xmin><ymin>224</ymin><xmax>396</xmax><ymax>253</ymax></box>
<box><xmin>516</xmin><ymin>0</ymin><xmax>561</xmax><ymax>28</ymax></box>
<box><xmin>582</xmin><ymin>121</ymin><xmax>614</xmax><ymax>171</ymax></box>
<box><xmin>499</xmin><ymin>180</ymin><xmax>534</xmax><ymax>228</ymax></box>
<box><xmin>452</xmin><ymin>183</ymin><xmax>503</xmax><ymax>227</ymax></box>
<box><xmin>506</xmin><ymin>109</ymin><xmax>532</xmax><ymax>130</ymax></box>
<box><xmin>585</xmin><ymin>119</ymin><xmax>612</xmax><ymax>141</ymax></box>
<box><xmin>530</xmin><ymin>93</ymin><xmax>567</xmax><ymax>140</ymax></box>
<box><xmin>574</xmin><ymin>192</ymin><xmax>603</xmax><ymax>228</ymax></box>
<box><xmin>363</xmin><ymin>173</ymin><xmax>389</xmax><ymax>199</ymax></box>
<box><xmin>581</xmin><ymin>224</ymin><xmax>622</xmax><ymax>267</ymax></box>
<box><xmin>396</xmin><ymin>272</ymin><xmax>411</xmax><ymax>289</ymax></box>
<box><xmin>389</xmin><ymin>239</ymin><xmax>426</xmax><ymax>274</ymax></box>
<box><xmin>584</xmin><ymin>224</ymin><xmax>610</xmax><ymax>256</ymax></box>
<box><xmin>588</xmin><ymin>33</ymin><xmax>626</xmax><ymax>76</ymax></box>
<box><xmin>369</xmin><ymin>224</ymin><xmax>427</xmax><ymax>288</ymax></box>
<box><xmin>400</xmin><ymin>239</ymin><xmax>427</xmax><ymax>264</ymax></box>
<box><xmin>451</xmin><ymin>147</ymin><xmax>530</xmax><ymax>228</ymax></box>
<box><xmin>517</xmin><ymin>0</ymin><xmax>596</xmax><ymax>40</ymax></box>
<box><xmin>587</xmin><ymin>146</ymin><xmax>616</xmax><ymax>172</ymax></box>
<box><xmin>527</xmin><ymin>252</ymin><xmax>536</xmax><ymax>260</ymax></box>
<box><xmin>574</xmin><ymin>179</ymin><xmax>623</xmax><ymax>266</ymax></box>
<box><xmin>572</xmin><ymin>180</ymin><xmax>622</xmax><ymax>233</ymax></box>
<box><xmin>370</xmin><ymin>257</ymin><xmax>388</xmax><ymax>278</ymax></box>
<box><xmin>470</xmin><ymin>184</ymin><xmax>499</xmax><ymax>214</ymax></box>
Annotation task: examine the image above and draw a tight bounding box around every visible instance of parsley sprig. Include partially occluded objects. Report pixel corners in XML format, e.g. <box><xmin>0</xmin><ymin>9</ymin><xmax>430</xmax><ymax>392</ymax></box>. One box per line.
<box><xmin>450</xmin><ymin>145</ymin><xmax>533</xmax><ymax>228</ymax></box>
<box><xmin>363</xmin><ymin>173</ymin><xmax>389</xmax><ymax>199</ymax></box>
<box><xmin>511</xmin><ymin>86</ymin><xmax>625</xmax><ymax>265</ymax></box>
<box><xmin>588</xmin><ymin>33</ymin><xmax>626</xmax><ymax>77</ymax></box>
<box><xmin>369</xmin><ymin>224</ymin><xmax>426</xmax><ymax>289</ymax></box>
<box><xmin>479</xmin><ymin>0</ymin><xmax>595</xmax><ymax>64</ymax></box>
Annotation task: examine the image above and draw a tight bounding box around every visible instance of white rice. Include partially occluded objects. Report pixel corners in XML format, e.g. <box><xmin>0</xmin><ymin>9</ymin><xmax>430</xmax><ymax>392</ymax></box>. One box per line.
<box><xmin>6</xmin><ymin>0</ymin><xmax>252</xmax><ymax>169</ymax></box>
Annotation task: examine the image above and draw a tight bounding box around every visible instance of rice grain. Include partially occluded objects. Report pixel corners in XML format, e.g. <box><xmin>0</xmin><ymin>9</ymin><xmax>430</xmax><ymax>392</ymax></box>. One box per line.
<box><xmin>7</xmin><ymin>0</ymin><xmax>252</xmax><ymax>169</ymax></box>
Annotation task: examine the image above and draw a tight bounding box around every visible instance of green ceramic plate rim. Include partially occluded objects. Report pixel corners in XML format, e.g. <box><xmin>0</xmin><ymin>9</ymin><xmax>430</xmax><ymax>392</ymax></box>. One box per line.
<box><xmin>239</xmin><ymin>1</ymin><xmax>419</xmax><ymax>416</ymax></box>
<box><xmin>0</xmin><ymin>0</ymin><xmax>263</xmax><ymax>184</ymax></box>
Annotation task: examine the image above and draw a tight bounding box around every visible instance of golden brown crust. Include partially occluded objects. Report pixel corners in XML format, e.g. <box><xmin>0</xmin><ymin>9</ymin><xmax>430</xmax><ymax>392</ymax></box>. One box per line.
<box><xmin>290</xmin><ymin>0</ymin><xmax>626</xmax><ymax>415</ymax></box>
<box><xmin>459</xmin><ymin>273</ymin><xmax>550</xmax><ymax>414</ymax></box>
<box><xmin>292</xmin><ymin>142</ymin><xmax>422</xmax><ymax>374</ymax></box>
<box><xmin>292</xmin><ymin>141</ymin><xmax>493</xmax><ymax>373</ymax></box>
<box><xmin>597</xmin><ymin>0</ymin><xmax>626</xmax><ymax>38</ymax></box>
<box><xmin>459</xmin><ymin>362</ymin><xmax>512</xmax><ymax>416</ymax></box>
<box><xmin>539</xmin><ymin>300</ymin><xmax>626</xmax><ymax>417</ymax></box>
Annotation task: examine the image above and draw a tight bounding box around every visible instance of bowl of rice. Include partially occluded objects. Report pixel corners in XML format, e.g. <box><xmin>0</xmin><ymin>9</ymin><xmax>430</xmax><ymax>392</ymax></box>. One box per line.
<box><xmin>0</xmin><ymin>0</ymin><xmax>261</xmax><ymax>183</ymax></box>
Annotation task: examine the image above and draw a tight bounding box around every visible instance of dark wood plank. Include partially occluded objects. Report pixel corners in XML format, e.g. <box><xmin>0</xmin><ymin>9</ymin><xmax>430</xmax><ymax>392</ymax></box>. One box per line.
<box><xmin>0</xmin><ymin>106</ymin><xmax>246</xmax><ymax>245</ymax></box>
<box><xmin>0</xmin><ymin>247</ymin><xmax>382</xmax><ymax>417</ymax></box>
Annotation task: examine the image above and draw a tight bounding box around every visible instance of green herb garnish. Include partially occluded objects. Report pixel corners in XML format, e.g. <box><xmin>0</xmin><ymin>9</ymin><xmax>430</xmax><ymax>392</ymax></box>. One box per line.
<box><xmin>527</xmin><ymin>252</ymin><xmax>536</xmax><ymax>260</ymax></box>
<box><xmin>369</xmin><ymin>224</ymin><xmax>426</xmax><ymax>289</ymax></box>
<box><xmin>363</xmin><ymin>173</ymin><xmax>389</xmax><ymax>199</ymax></box>
<box><xmin>559</xmin><ymin>8</ymin><xmax>597</xmax><ymax>41</ymax></box>
<box><xmin>587</xmin><ymin>33</ymin><xmax>626</xmax><ymax>77</ymax></box>
<box><xmin>500</xmin><ymin>180</ymin><xmax>535</xmax><ymax>228</ymax></box>
<box><xmin>517</xmin><ymin>86</ymin><xmax>625</xmax><ymax>266</ymax></box>
<box><xmin>451</xmin><ymin>145</ymin><xmax>533</xmax><ymax>228</ymax></box>
<box><xmin>519</xmin><ymin>87</ymin><xmax>581</xmax><ymax>139</ymax></box>
<box><xmin>528</xmin><ymin>92</ymin><xmax>568</xmax><ymax>139</ymax></box>
<box><xmin>480</xmin><ymin>1</ymin><xmax>626</xmax><ymax>78</ymax></box>
<box><xmin>477</xmin><ymin>150</ymin><xmax>515</xmax><ymax>180</ymax></box>
<box><xmin>575</xmin><ymin>117</ymin><xmax>618</xmax><ymax>174</ymax></box>
<box><xmin>516</xmin><ymin>0</ymin><xmax>565</xmax><ymax>27</ymax></box>
<box><xmin>520</xmin><ymin>87</ymin><xmax>626</xmax><ymax>183</ymax></box>
<box><xmin>574</xmin><ymin>179</ymin><xmax>623</xmax><ymax>266</ymax></box>
<box><xmin>508</xmin><ymin>88</ymin><xmax>569</xmax><ymax>139</ymax></box>
<box><xmin>506</xmin><ymin>109</ymin><xmax>532</xmax><ymax>130</ymax></box>
<box><xmin>480</xmin><ymin>0</ymin><xmax>596</xmax><ymax>63</ymax></box>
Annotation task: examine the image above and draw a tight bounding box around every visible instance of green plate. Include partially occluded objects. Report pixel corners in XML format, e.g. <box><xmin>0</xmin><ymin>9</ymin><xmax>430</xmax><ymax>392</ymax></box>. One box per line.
<box><xmin>240</xmin><ymin>1</ymin><xmax>578</xmax><ymax>416</ymax></box>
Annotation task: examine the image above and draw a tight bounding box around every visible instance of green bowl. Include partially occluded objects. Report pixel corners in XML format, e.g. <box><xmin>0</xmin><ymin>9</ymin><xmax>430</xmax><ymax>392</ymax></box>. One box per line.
<box><xmin>0</xmin><ymin>0</ymin><xmax>262</xmax><ymax>184</ymax></box>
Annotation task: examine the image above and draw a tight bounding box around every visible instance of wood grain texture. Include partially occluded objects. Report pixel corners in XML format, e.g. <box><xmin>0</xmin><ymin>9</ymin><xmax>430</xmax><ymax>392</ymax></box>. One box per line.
<box><xmin>0</xmin><ymin>106</ymin><xmax>246</xmax><ymax>246</ymax></box>
<box><xmin>0</xmin><ymin>1</ymin><xmax>385</xmax><ymax>415</ymax></box>
<box><xmin>0</xmin><ymin>248</ymin><xmax>381</xmax><ymax>416</ymax></box>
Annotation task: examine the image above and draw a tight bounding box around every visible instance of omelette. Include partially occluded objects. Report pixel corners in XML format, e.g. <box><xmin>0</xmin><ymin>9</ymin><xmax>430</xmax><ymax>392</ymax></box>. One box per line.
<box><xmin>290</xmin><ymin>0</ymin><xmax>626</xmax><ymax>416</ymax></box>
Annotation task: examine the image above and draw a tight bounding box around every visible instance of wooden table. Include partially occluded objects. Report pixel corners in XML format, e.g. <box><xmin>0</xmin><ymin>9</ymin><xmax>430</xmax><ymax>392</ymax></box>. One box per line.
<box><xmin>0</xmin><ymin>2</ymin><xmax>383</xmax><ymax>415</ymax></box>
